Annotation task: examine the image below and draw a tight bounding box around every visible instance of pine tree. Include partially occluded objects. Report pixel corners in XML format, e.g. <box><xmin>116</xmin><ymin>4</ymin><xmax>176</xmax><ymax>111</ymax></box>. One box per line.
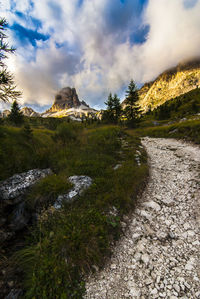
<box><xmin>103</xmin><ymin>93</ymin><xmax>122</xmax><ymax>123</ymax></box>
<box><xmin>9</xmin><ymin>100</ymin><xmax>24</xmax><ymax>125</ymax></box>
<box><xmin>113</xmin><ymin>93</ymin><xmax>122</xmax><ymax>123</ymax></box>
<box><xmin>124</xmin><ymin>79</ymin><xmax>140</xmax><ymax>127</ymax></box>
<box><xmin>103</xmin><ymin>93</ymin><xmax>115</xmax><ymax>123</ymax></box>
<box><xmin>0</xmin><ymin>18</ymin><xmax>21</xmax><ymax>102</ymax></box>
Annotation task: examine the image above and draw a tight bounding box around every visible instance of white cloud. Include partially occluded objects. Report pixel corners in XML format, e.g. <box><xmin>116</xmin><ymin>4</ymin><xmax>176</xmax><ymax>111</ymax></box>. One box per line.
<box><xmin>1</xmin><ymin>0</ymin><xmax>200</xmax><ymax>111</ymax></box>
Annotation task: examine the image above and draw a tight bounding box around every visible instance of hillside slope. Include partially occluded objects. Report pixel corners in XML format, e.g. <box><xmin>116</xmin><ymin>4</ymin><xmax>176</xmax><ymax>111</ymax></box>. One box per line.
<box><xmin>138</xmin><ymin>59</ymin><xmax>200</xmax><ymax>111</ymax></box>
<box><xmin>152</xmin><ymin>88</ymin><xmax>200</xmax><ymax>120</ymax></box>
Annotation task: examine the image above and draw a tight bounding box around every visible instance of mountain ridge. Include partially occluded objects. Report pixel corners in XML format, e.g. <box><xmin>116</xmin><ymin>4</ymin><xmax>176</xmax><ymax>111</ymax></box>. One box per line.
<box><xmin>137</xmin><ymin>58</ymin><xmax>200</xmax><ymax>111</ymax></box>
<box><xmin>0</xmin><ymin>87</ymin><xmax>98</xmax><ymax>120</ymax></box>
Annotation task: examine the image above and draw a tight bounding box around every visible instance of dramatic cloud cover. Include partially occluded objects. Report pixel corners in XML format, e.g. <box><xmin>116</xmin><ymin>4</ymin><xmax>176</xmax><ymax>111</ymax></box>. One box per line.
<box><xmin>1</xmin><ymin>0</ymin><xmax>200</xmax><ymax>111</ymax></box>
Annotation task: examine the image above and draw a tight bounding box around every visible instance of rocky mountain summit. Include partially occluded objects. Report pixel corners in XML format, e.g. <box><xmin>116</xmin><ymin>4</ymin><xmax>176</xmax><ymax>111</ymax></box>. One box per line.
<box><xmin>42</xmin><ymin>87</ymin><xmax>97</xmax><ymax>119</ymax></box>
<box><xmin>137</xmin><ymin>58</ymin><xmax>200</xmax><ymax>111</ymax></box>
<box><xmin>21</xmin><ymin>107</ymin><xmax>40</xmax><ymax>117</ymax></box>
<box><xmin>47</xmin><ymin>87</ymin><xmax>82</xmax><ymax>112</ymax></box>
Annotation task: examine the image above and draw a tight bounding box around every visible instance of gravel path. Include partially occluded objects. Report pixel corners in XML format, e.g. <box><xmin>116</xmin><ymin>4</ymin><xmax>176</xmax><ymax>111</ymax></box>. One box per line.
<box><xmin>85</xmin><ymin>137</ymin><xmax>200</xmax><ymax>299</ymax></box>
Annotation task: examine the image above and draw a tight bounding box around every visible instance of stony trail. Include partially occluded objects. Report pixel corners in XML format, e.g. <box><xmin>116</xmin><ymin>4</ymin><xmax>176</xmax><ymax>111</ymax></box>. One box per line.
<box><xmin>85</xmin><ymin>137</ymin><xmax>200</xmax><ymax>299</ymax></box>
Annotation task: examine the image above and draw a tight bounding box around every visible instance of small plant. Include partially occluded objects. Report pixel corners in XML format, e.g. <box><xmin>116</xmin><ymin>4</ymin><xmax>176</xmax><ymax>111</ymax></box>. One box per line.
<box><xmin>22</xmin><ymin>124</ymin><xmax>33</xmax><ymax>140</ymax></box>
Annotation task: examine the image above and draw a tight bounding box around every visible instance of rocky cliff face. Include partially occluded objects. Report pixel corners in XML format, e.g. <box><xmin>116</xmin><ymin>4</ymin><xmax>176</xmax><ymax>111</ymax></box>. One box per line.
<box><xmin>43</xmin><ymin>86</ymin><xmax>97</xmax><ymax>120</ymax></box>
<box><xmin>138</xmin><ymin>59</ymin><xmax>200</xmax><ymax>111</ymax></box>
<box><xmin>48</xmin><ymin>87</ymin><xmax>81</xmax><ymax>112</ymax></box>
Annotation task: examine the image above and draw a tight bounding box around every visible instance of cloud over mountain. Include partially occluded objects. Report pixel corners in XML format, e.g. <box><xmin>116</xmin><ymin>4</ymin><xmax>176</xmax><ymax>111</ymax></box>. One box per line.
<box><xmin>2</xmin><ymin>0</ymin><xmax>200</xmax><ymax>111</ymax></box>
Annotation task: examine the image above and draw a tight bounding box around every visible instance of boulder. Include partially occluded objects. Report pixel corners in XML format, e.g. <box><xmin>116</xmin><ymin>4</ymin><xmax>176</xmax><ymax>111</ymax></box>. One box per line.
<box><xmin>0</xmin><ymin>169</ymin><xmax>52</xmax><ymax>205</ymax></box>
<box><xmin>54</xmin><ymin>175</ymin><xmax>92</xmax><ymax>209</ymax></box>
<box><xmin>0</xmin><ymin>168</ymin><xmax>52</xmax><ymax>239</ymax></box>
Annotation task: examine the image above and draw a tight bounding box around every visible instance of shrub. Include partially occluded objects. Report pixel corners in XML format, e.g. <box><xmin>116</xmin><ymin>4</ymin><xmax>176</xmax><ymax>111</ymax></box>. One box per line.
<box><xmin>53</xmin><ymin>122</ymin><xmax>82</xmax><ymax>145</ymax></box>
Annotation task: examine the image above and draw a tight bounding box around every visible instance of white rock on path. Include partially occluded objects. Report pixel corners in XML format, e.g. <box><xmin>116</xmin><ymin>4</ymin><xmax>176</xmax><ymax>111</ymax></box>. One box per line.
<box><xmin>142</xmin><ymin>200</ymin><xmax>161</xmax><ymax>211</ymax></box>
<box><xmin>84</xmin><ymin>138</ymin><xmax>200</xmax><ymax>298</ymax></box>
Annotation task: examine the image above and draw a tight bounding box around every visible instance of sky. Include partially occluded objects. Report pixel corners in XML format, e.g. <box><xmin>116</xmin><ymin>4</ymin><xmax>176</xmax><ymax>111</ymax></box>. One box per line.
<box><xmin>1</xmin><ymin>0</ymin><xmax>200</xmax><ymax>112</ymax></box>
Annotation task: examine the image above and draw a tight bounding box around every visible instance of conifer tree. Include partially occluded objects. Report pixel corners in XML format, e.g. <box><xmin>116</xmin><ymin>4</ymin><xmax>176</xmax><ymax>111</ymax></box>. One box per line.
<box><xmin>124</xmin><ymin>79</ymin><xmax>140</xmax><ymax>127</ymax></box>
<box><xmin>103</xmin><ymin>93</ymin><xmax>115</xmax><ymax>123</ymax></box>
<box><xmin>9</xmin><ymin>100</ymin><xmax>24</xmax><ymax>125</ymax></box>
<box><xmin>0</xmin><ymin>18</ymin><xmax>21</xmax><ymax>102</ymax></box>
<box><xmin>103</xmin><ymin>93</ymin><xmax>122</xmax><ymax>123</ymax></box>
<box><xmin>113</xmin><ymin>93</ymin><xmax>122</xmax><ymax>123</ymax></box>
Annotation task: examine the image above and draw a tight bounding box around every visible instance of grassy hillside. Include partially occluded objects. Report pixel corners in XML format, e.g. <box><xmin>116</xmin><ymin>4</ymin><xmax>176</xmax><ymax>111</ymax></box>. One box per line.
<box><xmin>0</xmin><ymin>120</ymin><xmax>148</xmax><ymax>298</ymax></box>
<box><xmin>128</xmin><ymin>119</ymin><xmax>200</xmax><ymax>144</ymax></box>
<box><xmin>152</xmin><ymin>88</ymin><xmax>200</xmax><ymax>120</ymax></box>
<box><xmin>134</xmin><ymin>87</ymin><xmax>200</xmax><ymax>144</ymax></box>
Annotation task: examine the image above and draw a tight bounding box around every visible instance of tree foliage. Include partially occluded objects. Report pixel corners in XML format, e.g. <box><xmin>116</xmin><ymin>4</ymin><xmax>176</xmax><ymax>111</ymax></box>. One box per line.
<box><xmin>8</xmin><ymin>100</ymin><xmax>24</xmax><ymax>125</ymax></box>
<box><xmin>103</xmin><ymin>93</ymin><xmax>122</xmax><ymax>123</ymax></box>
<box><xmin>0</xmin><ymin>18</ymin><xmax>21</xmax><ymax>102</ymax></box>
<box><xmin>124</xmin><ymin>79</ymin><xmax>140</xmax><ymax>127</ymax></box>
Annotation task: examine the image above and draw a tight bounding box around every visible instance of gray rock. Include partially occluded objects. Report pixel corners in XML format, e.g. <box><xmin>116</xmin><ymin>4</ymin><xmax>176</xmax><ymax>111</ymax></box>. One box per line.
<box><xmin>169</xmin><ymin>129</ymin><xmax>178</xmax><ymax>134</ymax></box>
<box><xmin>108</xmin><ymin>206</ymin><xmax>118</xmax><ymax>217</ymax></box>
<box><xmin>5</xmin><ymin>289</ymin><xmax>23</xmax><ymax>299</ymax></box>
<box><xmin>54</xmin><ymin>175</ymin><xmax>92</xmax><ymax>209</ymax></box>
<box><xmin>143</xmin><ymin>201</ymin><xmax>161</xmax><ymax>212</ymax></box>
<box><xmin>151</xmin><ymin>288</ymin><xmax>158</xmax><ymax>295</ymax></box>
<box><xmin>113</xmin><ymin>164</ymin><xmax>122</xmax><ymax>170</ymax></box>
<box><xmin>141</xmin><ymin>253</ymin><xmax>150</xmax><ymax>265</ymax></box>
<box><xmin>0</xmin><ymin>169</ymin><xmax>52</xmax><ymax>204</ymax></box>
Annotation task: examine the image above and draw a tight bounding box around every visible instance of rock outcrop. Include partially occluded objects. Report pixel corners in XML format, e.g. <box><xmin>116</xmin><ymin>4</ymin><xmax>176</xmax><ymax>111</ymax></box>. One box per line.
<box><xmin>0</xmin><ymin>169</ymin><xmax>52</xmax><ymax>205</ymax></box>
<box><xmin>54</xmin><ymin>175</ymin><xmax>93</xmax><ymax>209</ymax></box>
<box><xmin>0</xmin><ymin>168</ymin><xmax>52</xmax><ymax>240</ymax></box>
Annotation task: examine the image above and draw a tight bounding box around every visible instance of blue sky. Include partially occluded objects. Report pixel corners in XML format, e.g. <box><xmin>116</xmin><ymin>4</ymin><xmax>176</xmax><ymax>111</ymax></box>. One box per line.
<box><xmin>1</xmin><ymin>0</ymin><xmax>200</xmax><ymax>111</ymax></box>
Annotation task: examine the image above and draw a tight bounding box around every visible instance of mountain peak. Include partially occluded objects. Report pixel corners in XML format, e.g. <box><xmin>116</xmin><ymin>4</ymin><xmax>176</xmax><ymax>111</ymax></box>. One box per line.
<box><xmin>48</xmin><ymin>87</ymin><xmax>81</xmax><ymax>113</ymax></box>
<box><xmin>41</xmin><ymin>86</ymin><xmax>97</xmax><ymax>120</ymax></box>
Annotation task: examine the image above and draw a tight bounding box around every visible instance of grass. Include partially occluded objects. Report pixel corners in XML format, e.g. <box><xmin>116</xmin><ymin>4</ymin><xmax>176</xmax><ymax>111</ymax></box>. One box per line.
<box><xmin>0</xmin><ymin>125</ymin><xmax>55</xmax><ymax>181</ymax></box>
<box><xmin>135</xmin><ymin>87</ymin><xmax>200</xmax><ymax>144</ymax></box>
<box><xmin>153</xmin><ymin>88</ymin><xmax>200</xmax><ymax>120</ymax></box>
<box><xmin>0</xmin><ymin>120</ymin><xmax>148</xmax><ymax>298</ymax></box>
<box><xmin>128</xmin><ymin>119</ymin><xmax>200</xmax><ymax>144</ymax></box>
